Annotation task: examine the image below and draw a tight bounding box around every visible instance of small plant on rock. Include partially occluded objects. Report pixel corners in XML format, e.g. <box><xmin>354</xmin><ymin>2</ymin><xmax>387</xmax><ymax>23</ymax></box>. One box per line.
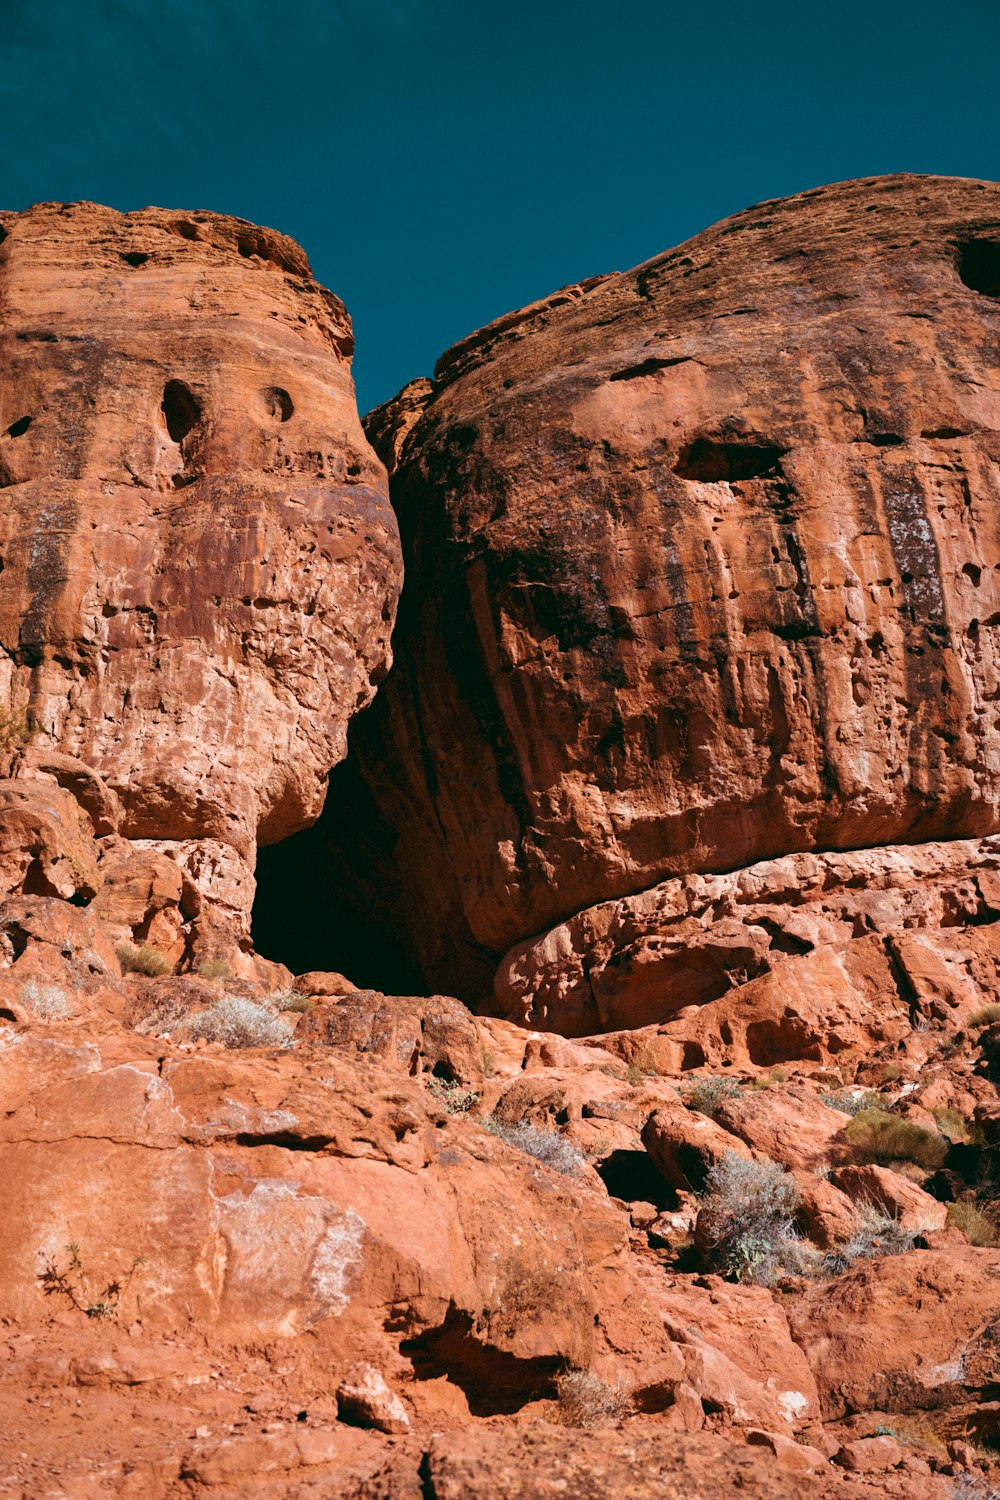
<box><xmin>820</xmin><ymin>1089</ymin><xmax>882</xmax><ymax>1116</ymax></box>
<box><xmin>116</xmin><ymin>942</ymin><xmax>174</xmax><ymax>978</ymax></box>
<box><xmin>427</xmin><ymin>1077</ymin><xmax>480</xmax><ymax>1114</ymax></box>
<box><xmin>187</xmin><ymin>997</ymin><xmax>292</xmax><ymax>1049</ymax></box>
<box><xmin>484</xmin><ymin>1117</ymin><xmax>587</xmax><ymax>1177</ymax></box>
<box><xmin>685</xmin><ymin>1076</ymin><xmax>743</xmax><ymax>1117</ymax></box>
<box><xmin>273</xmin><ymin>990</ymin><xmax>315</xmax><ymax>1013</ymax></box>
<box><xmin>20</xmin><ymin>979</ymin><xmax>71</xmax><ymax>1019</ymax></box>
<box><xmin>697</xmin><ymin>1152</ymin><xmax>800</xmax><ymax>1284</ymax></box>
<box><xmin>844</xmin><ymin>1108</ymin><xmax>948</xmax><ymax>1171</ymax></box>
<box><xmin>822</xmin><ymin>1202</ymin><xmax>915</xmax><ymax>1274</ymax></box>
<box><xmin>553</xmin><ymin>1369</ymin><xmax>634</xmax><ymax>1428</ymax></box>
<box><xmin>933</xmin><ymin>1106</ymin><xmax>972</xmax><ymax>1143</ymax></box>
<box><xmin>40</xmin><ymin>1242</ymin><xmax>145</xmax><ymax>1320</ymax></box>
<box><xmin>947</xmin><ymin>1200</ymin><xmax>999</xmax><ymax>1247</ymax></box>
<box><xmin>195</xmin><ymin>959</ymin><xmax>232</xmax><ymax>982</ymax></box>
<box><xmin>969</xmin><ymin>1004</ymin><xmax>1000</xmax><ymax>1029</ymax></box>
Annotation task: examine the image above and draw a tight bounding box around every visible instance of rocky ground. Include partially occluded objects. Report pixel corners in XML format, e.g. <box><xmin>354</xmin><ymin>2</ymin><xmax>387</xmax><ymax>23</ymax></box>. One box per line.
<box><xmin>4</xmin><ymin>177</ymin><xmax>1000</xmax><ymax>1496</ymax></box>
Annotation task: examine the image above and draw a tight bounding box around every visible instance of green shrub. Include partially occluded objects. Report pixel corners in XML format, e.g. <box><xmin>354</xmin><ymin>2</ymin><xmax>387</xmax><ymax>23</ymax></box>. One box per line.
<box><xmin>117</xmin><ymin>942</ymin><xmax>173</xmax><ymax>978</ymax></box>
<box><xmin>947</xmin><ymin>1200</ymin><xmax>999</xmax><ymax>1247</ymax></box>
<box><xmin>697</xmin><ymin>1153</ymin><xmax>801</xmax><ymax>1283</ymax></box>
<box><xmin>844</xmin><ymin>1109</ymin><xmax>948</xmax><ymax>1170</ymax></box>
<box><xmin>552</xmin><ymin>1369</ymin><xmax>633</xmax><ymax>1427</ymax></box>
<box><xmin>187</xmin><ymin>998</ymin><xmax>292</xmax><ymax>1049</ymax></box>
<box><xmin>484</xmin><ymin>1117</ymin><xmax>587</xmax><ymax>1177</ymax></box>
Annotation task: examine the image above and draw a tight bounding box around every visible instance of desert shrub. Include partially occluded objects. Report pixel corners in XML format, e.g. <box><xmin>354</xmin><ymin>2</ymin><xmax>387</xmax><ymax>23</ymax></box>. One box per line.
<box><xmin>844</xmin><ymin>1108</ymin><xmax>948</xmax><ymax>1170</ymax></box>
<box><xmin>484</xmin><ymin>1117</ymin><xmax>587</xmax><ymax>1177</ymax></box>
<box><xmin>553</xmin><ymin>1369</ymin><xmax>634</xmax><ymax>1427</ymax></box>
<box><xmin>39</xmin><ymin>1242</ymin><xmax>144</xmax><ymax>1320</ymax></box>
<box><xmin>273</xmin><ymin>990</ymin><xmax>315</xmax><ymax>1013</ymax></box>
<box><xmin>932</xmin><ymin>1106</ymin><xmax>971</xmax><ymax>1143</ymax></box>
<box><xmin>20</xmin><ymin>979</ymin><xmax>71</xmax><ymax>1019</ymax></box>
<box><xmin>953</xmin><ymin>1477</ymin><xmax>1000</xmax><ymax>1500</ymax></box>
<box><xmin>685</xmin><ymin>1076</ymin><xmax>743</xmax><ymax>1117</ymax></box>
<box><xmin>882</xmin><ymin>1062</ymin><xmax>903</xmax><ymax>1083</ymax></box>
<box><xmin>195</xmin><ymin>959</ymin><xmax>232</xmax><ymax>981</ymax></box>
<box><xmin>187</xmin><ymin>998</ymin><xmax>292</xmax><ymax>1049</ymax></box>
<box><xmin>427</xmin><ymin>1078</ymin><xmax>480</xmax><ymax>1115</ymax></box>
<box><xmin>968</xmin><ymin>1004</ymin><xmax>1000</xmax><ymax>1029</ymax></box>
<box><xmin>822</xmin><ymin>1202</ymin><xmax>915</xmax><ymax>1274</ymax></box>
<box><xmin>116</xmin><ymin>942</ymin><xmax>173</xmax><ymax>978</ymax></box>
<box><xmin>697</xmin><ymin>1152</ymin><xmax>800</xmax><ymax>1283</ymax></box>
<box><xmin>480</xmin><ymin>1046</ymin><xmax>497</xmax><ymax>1078</ymax></box>
<box><xmin>947</xmin><ymin>1200</ymin><xmax>999</xmax><ymax>1247</ymax></box>
<box><xmin>821</xmin><ymin>1089</ymin><xmax>882</xmax><ymax>1116</ymax></box>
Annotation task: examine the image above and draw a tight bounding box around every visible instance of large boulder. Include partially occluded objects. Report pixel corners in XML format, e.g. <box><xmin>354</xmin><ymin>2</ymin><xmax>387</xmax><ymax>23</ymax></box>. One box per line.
<box><xmin>0</xmin><ymin>202</ymin><xmax>401</xmax><ymax>901</ymax></box>
<box><xmin>302</xmin><ymin>173</ymin><xmax>1000</xmax><ymax>1003</ymax></box>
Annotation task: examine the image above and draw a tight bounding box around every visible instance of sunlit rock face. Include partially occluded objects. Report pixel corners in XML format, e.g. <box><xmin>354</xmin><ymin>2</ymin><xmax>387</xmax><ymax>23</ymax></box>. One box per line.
<box><xmin>327</xmin><ymin>173</ymin><xmax>1000</xmax><ymax>999</ymax></box>
<box><xmin>0</xmin><ymin>202</ymin><xmax>401</xmax><ymax>883</ymax></box>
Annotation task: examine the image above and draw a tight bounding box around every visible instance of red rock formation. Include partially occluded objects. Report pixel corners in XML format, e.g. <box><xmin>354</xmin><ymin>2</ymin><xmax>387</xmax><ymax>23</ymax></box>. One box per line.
<box><xmin>0</xmin><ymin>201</ymin><xmax>401</xmax><ymax>950</ymax></box>
<box><xmin>316</xmin><ymin>173</ymin><xmax>1000</xmax><ymax>1007</ymax></box>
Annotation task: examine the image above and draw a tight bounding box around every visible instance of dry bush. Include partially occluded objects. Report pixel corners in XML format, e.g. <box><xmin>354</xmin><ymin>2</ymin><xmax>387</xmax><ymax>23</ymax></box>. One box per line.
<box><xmin>187</xmin><ymin>998</ymin><xmax>292</xmax><ymax>1049</ymax></box>
<box><xmin>117</xmin><ymin>942</ymin><xmax>174</xmax><ymax>978</ymax></box>
<box><xmin>195</xmin><ymin>959</ymin><xmax>232</xmax><ymax>981</ymax></box>
<box><xmin>947</xmin><ymin>1200</ymin><xmax>999</xmax><ymax>1247</ymax></box>
<box><xmin>697</xmin><ymin>1152</ymin><xmax>801</xmax><ymax>1283</ymax></box>
<box><xmin>685</xmin><ymin>1076</ymin><xmax>743</xmax><ymax>1116</ymax></box>
<box><xmin>273</xmin><ymin>990</ymin><xmax>315</xmax><ymax>1013</ymax></box>
<box><xmin>553</xmin><ymin>1370</ymin><xmax>634</xmax><ymax>1428</ymax></box>
<box><xmin>20</xmin><ymin>979</ymin><xmax>71</xmax><ymax>1019</ymax></box>
<box><xmin>844</xmin><ymin>1108</ymin><xmax>948</xmax><ymax>1171</ymax></box>
<box><xmin>823</xmin><ymin>1202</ymin><xmax>916</xmax><ymax>1274</ymax></box>
<box><xmin>484</xmin><ymin>1117</ymin><xmax>587</xmax><ymax>1176</ymax></box>
<box><xmin>933</xmin><ymin>1106</ymin><xmax>972</xmax><ymax>1143</ymax></box>
<box><xmin>968</xmin><ymin>1004</ymin><xmax>1000</xmax><ymax>1029</ymax></box>
<box><xmin>821</xmin><ymin>1089</ymin><xmax>882</xmax><ymax>1116</ymax></box>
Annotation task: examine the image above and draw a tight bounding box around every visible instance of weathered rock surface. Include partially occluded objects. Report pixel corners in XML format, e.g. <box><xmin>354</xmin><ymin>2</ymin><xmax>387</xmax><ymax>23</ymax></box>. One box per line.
<box><xmin>0</xmin><ymin>201</ymin><xmax>401</xmax><ymax>935</ymax></box>
<box><xmin>306</xmin><ymin>173</ymin><xmax>1000</xmax><ymax>1008</ymax></box>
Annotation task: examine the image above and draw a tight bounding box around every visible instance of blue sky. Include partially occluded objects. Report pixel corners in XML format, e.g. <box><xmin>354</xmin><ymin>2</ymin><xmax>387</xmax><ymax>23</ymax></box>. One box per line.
<box><xmin>3</xmin><ymin>0</ymin><xmax>998</xmax><ymax>411</ymax></box>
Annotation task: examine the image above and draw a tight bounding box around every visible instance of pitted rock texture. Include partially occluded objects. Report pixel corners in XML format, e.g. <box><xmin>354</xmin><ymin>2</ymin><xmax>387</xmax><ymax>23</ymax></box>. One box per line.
<box><xmin>0</xmin><ymin>201</ymin><xmax>401</xmax><ymax>881</ymax></box>
<box><xmin>313</xmin><ymin>173</ymin><xmax>1000</xmax><ymax>999</ymax></box>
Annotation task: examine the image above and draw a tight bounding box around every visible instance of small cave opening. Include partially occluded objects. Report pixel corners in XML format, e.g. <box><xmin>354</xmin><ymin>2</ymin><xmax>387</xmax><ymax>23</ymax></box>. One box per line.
<box><xmin>251</xmin><ymin>751</ymin><xmax>423</xmax><ymax>992</ymax></box>
<box><xmin>5</xmin><ymin>415</ymin><xmax>32</xmax><ymax>438</ymax></box>
<box><xmin>161</xmin><ymin>380</ymin><xmax>200</xmax><ymax>443</ymax></box>
<box><xmin>261</xmin><ymin>386</ymin><xmax>294</xmax><ymax>422</ymax></box>
<box><xmin>957</xmin><ymin>240</ymin><xmax>1000</xmax><ymax>297</ymax></box>
<box><xmin>121</xmin><ymin>251</ymin><xmax>149</xmax><ymax>267</ymax></box>
<box><xmin>673</xmin><ymin>436</ymin><xmax>786</xmax><ymax>482</ymax></box>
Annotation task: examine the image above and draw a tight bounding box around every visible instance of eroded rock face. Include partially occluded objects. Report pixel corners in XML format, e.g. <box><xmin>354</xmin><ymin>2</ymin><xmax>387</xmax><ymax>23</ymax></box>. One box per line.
<box><xmin>0</xmin><ymin>202</ymin><xmax>400</xmax><ymax>884</ymax></box>
<box><xmin>313</xmin><ymin>173</ymin><xmax>1000</xmax><ymax>1000</ymax></box>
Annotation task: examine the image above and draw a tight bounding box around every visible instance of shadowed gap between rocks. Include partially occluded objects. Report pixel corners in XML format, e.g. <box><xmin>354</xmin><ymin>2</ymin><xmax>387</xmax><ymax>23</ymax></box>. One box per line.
<box><xmin>251</xmin><ymin>750</ymin><xmax>425</xmax><ymax>992</ymax></box>
<box><xmin>399</xmin><ymin>1306</ymin><xmax>561</xmax><ymax>1416</ymax></box>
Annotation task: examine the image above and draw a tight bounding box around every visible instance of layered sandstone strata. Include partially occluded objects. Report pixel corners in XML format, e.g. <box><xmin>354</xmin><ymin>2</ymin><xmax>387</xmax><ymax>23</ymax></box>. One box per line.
<box><xmin>0</xmin><ymin>201</ymin><xmax>400</xmax><ymax>946</ymax></box>
<box><xmin>308</xmin><ymin>172</ymin><xmax>1000</xmax><ymax>1008</ymax></box>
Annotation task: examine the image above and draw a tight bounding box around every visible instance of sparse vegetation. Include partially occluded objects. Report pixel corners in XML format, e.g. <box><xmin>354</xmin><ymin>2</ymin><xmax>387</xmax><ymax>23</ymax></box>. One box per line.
<box><xmin>39</xmin><ymin>1242</ymin><xmax>144</xmax><ymax>1320</ymax></box>
<box><xmin>116</xmin><ymin>942</ymin><xmax>174</xmax><ymax>977</ymax></box>
<box><xmin>953</xmin><ymin>1477</ymin><xmax>1000</xmax><ymax>1500</ymax></box>
<box><xmin>933</xmin><ymin>1106</ymin><xmax>972</xmax><ymax>1143</ymax></box>
<box><xmin>0</xmin><ymin>707</ymin><xmax>33</xmax><ymax>767</ymax></box>
<box><xmin>685</xmin><ymin>1076</ymin><xmax>743</xmax><ymax>1117</ymax></box>
<box><xmin>195</xmin><ymin>959</ymin><xmax>232</xmax><ymax>982</ymax></box>
<box><xmin>947</xmin><ymin>1199</ymin><xmax>999</xmax><ymax>1247</ymax></box>
<box><xmin>20</xmin><ymin>979</ymin><xmax>71</xmax><ymax>1019</ymax></box>
<box><xmin>821</xmin><ymin>1089</ymin><xmax>882</xmax><ymax>1116</ymax></box>
<box><xmin>480</xmin><ymin>1046</ymin><xmax>497</xmax><ymax>1078</ymax></box>
<box><xmin>187</xmin><ymin>997</ymin><xmax>292</xmax><ymax>1049</ymax></box>
<box><xmin>552</xmin><ymin>1369</ymin><xmax>634</xmax><ymax>1427</ymax></box>
<box><xmin>844</xmin><ymin>1108</ymin><xmax>949</xmax><ymax>1171</ymax></box>
<box><xmin>822</xmin><ymin>1202</ymin><xmax>916</xmax><ymax>1274</ymax></box>
<box><xmin>427</xmin><ymin>1078</ymin><xmax>480</xmax><ymax>1114</ymax></box>
<box><xmin>484</xmin><ymin>1117</ymin><xmax>587</xmax><ymax>1177</ymax></box>
<box><xmin>968</xmin><ymin>1004</ymin><xmax>1000</xmax><ymax>1029</ymax></box>
<box><xmin>696</xmin><ymin>1152</ymin><xmax>801</xmax><ymax>1283</ymax></box>
<box><xmin>274</xmin><ymin>990</ymin><xmax>315</xmax><ymax>1013</ymax></box>
<box><xmin>882</xmin><ymin>1062</ymin><xmax>902</xmax><ymax>1083</ymax></box>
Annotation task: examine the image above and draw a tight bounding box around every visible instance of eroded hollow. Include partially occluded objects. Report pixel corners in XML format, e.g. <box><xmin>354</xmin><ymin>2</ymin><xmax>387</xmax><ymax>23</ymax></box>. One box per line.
<box><xmin>161</xmin><ymin>380</ymin><xmax>200</xmax><ymax>443</ymax></box>
<box><xmin>121</xmin><ymin>251</ymin><xmax>149</xmax><ymax>267</ymax></box>
<box><xmin>261</xmin><ymin>386</ymin><xmax>294</xmax><ymax>422</ymax></box>
<box><xmin>957</xmin><ymin>240</ymin><xmax>1000</xmax><ymax>297</ymax></box>
<box><xmin>673</xmin><ymin>436</ymin><xmax>786</xmax><ymax>482</ymax></box>
<box><xmin>6</xmin><ymin>416</ymin><xmax>32</xmax><ymax>438</ymax></box>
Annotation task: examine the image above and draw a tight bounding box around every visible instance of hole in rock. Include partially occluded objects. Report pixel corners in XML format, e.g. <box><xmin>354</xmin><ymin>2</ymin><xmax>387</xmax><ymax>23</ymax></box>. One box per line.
<box><xmin>597</xmin><ymin>1149</ymin><xmax>676</xmax><ymax>1210</ymax></box>
<box><xmin>161</xmin><ymin>381</ymin><xmax>200</xmax><ymax>443</ymax></box>
<box><xmin>963</xmin><ymin>563</ymin><xmax>983</xmax><ymax>585</ymax></box>
<box><xmin>957</xmin><ymin>240</ymin><xmax>1000</xmax><ymax>297</ymax></box>
<box><xmin>261</xmin><ymin>386</ymin><xmax>294</xmax><ymax>422</ymax></box>
<box><xmin>608</xmin><ymin>356</ymin><xmax>690</xmax><ymax>382</ymax></box>
<box><xmin>121</xmin><ymin>251</ymin><xmax>149</xmax><ymax>267</ymax></box>
<box><xmin>6</xmin><ymin>416</ymin><xmax>31</xmax><ymax>438</ymax></box>
<box><xmin>673</xmin><ymin>437</ymin><xmax>786</xmax><ymax>482</ymax></box>
<box><xmin>400</xmin><ymin>1306</ymin><xmax>560</xmax><ymax>1416</ymax></box>
<box><xmin>252</xmin><ymin>751</ymin><xmax>423</xmax><ymax>992</ymax></box>
<box><xmin>922</xmin><ymin>427</ymin><xmax>966</xmax><ymax>439</ymax></box>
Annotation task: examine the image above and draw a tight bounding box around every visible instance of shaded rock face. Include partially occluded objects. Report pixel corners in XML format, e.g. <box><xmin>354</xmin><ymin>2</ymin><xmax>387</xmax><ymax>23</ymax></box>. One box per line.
<box><xmin>297</xmin><ymin>173</ymin><xmax>1000</xmax><ymax>1002</ymax></box>
<box><xmin>0</xmin><ymin>202</ymin><xmax>401</xmax><ymax>890</ymax></box>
